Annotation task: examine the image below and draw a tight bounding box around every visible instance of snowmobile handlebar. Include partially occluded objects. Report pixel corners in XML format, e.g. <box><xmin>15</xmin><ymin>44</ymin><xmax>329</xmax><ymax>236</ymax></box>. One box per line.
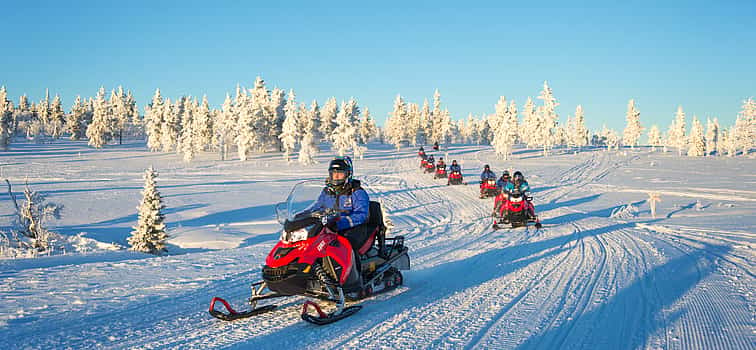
<box><xmin>283</xmin><ymin>209</ymin><xmax>340</xmax><ymax>232</ymax></box>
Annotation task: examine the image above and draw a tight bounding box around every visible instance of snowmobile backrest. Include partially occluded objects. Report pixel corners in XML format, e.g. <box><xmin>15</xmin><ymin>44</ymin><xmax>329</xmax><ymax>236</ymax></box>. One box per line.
<box><xmin>367</xmin><ymin>201</ymin><xmax>385</xmax><ymax>229</ymax></box>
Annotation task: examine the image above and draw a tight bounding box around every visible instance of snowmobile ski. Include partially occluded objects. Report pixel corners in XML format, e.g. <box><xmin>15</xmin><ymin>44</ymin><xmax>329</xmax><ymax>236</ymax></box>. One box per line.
<box><xmin>208</xmin><ymin>297</ymin><xmax>277</xmax><ymax>321</ymax></box>
<box><xmin>301</xmin><ymin>301</ymin><xmax>362</xmax><ymax>325</ymax></box>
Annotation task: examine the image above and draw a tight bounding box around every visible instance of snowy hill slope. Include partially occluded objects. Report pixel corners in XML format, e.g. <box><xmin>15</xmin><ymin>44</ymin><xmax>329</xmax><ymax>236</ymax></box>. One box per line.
<box><xmin>0</xmin><ymin>141</ymin><xmax>753</xmax><ymax>349</ymax></box>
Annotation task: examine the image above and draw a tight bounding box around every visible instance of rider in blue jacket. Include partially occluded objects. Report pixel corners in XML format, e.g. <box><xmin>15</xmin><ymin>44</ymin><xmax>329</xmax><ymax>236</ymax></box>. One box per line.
<box><xmin>504</xmin><ymin>171</ymin><xmax>531</xmax><ymax>194</ymax></box>
<box><xmin>448</xmin><ymin>160</ymin><xmax>461</xmax><ymax>173</ymax></box>
<box><xmin>480</xmin><ymin>164</ymin><xmax>496</xmax><ymax>182</ymax></box>
<box><xmin>496</xmin><ymin>170</ymin><xmax>512</xmax><ymax>192</ymax></box>
<box><xmin>314</xmin><ymin>157</ymin><xmax>371</xmax><ymax>254</ymax></box>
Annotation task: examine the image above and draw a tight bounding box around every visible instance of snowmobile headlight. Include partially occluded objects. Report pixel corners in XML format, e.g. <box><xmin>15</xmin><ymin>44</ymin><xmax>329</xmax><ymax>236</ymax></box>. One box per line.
<box><xmin>511</xmin><ymin>196</ymin><xmax>523</xmax><ymax>202</ymax></box>
<box><xmin>283</xmin><ymin>228</ymin><xmax>309</xmax><ymax>243</ymax></box>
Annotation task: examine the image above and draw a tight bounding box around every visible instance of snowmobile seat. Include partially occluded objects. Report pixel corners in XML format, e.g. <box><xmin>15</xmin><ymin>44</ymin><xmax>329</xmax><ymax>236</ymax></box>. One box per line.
<box><xmin>358</xmin><ymin>201</ymin><xmax>386</xmax><ymax>255</ymax></box>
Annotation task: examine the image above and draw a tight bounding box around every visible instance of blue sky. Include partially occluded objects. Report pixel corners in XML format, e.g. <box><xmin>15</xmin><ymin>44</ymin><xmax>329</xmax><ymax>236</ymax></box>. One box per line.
<box><xmin>1</xmin><ymin>1</ymin><xmax>753</xmax><ymax>131</ymax></box>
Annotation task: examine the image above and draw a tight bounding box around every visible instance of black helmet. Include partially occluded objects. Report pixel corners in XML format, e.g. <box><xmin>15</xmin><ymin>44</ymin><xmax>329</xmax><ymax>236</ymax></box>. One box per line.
<box><xmin>439</xmin><ymin>157</ymin><xmax>444</xmax><ymax>161</ymax></box>
<box><xmin>502</xmin><ymin>170</ymin><xmax>510</xmax><ymax>179</ymax></box>
<box><xmin>484</xmin><ymin>164</ymin><xmax>490</xmax><ymax>170</ymax></box>
<box><xmin>419</xmin><ymin>147</ymin><xmax>424</xmax><ymax>151</ymax></box>
<box><xmin>428</xmin><ymin>155</ymin><xmax>435</xmax><ymax>161</ymax></box>
<box><xmin>327</xmin><ymin>157</ymin><xmax>353</xmax><ymax>193</ymax></box>
<box><xmin>513</xmin><ymin>171</ymin><xmax>524</xmax><ymax>183</ymax></box>
<box><xmin>452</xmin><ymin>159</ymin><xmax>457</xmax><ymax>164</ymax></box>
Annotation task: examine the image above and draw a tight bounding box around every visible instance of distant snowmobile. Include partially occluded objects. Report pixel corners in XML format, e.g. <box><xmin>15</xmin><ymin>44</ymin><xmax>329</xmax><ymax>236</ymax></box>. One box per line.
<box><xmin>447</xmin><ymin>170</ymin><xmax>465</xmax><ymax>185</ymax></box>
<box><xmin>209</xmin><ymin>181</ymin><xmax>410</xmax><ymax>325</ymax></box>
<box><xmin>479</xmin><ymin>178</ymin><xmax>499</xmax><ymax>199</ymax></box>
<box><xmin>492</xmin><ymin>190</ymin><xmax>541</xmax><ymax>229</ymax></box>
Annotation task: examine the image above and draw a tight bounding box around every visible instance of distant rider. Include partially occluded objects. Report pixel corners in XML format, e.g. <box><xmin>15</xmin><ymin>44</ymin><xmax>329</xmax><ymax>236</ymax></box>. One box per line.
<box><xmin>496</xmin><ymin>170</ymin><xmax>512</xmax><ymax>193</ymax></box>
<box><xmin>480</xmin><ymin>164</ymin><xmax>496</xmax><ymax>182</ymax></box>
<box><xmin>436</xmin><ymin>157</ymin><xmax>446</xmax><ymax>170</ymax></box>
<box><xmin>418</xmin><ymin>146</ymin><xmax>427</xmax><ymax>159</ymax></box>
<box><xmin>504</xmin><ymin>171</ymin><xmax>535</xmax><ymax>219</ymax></box>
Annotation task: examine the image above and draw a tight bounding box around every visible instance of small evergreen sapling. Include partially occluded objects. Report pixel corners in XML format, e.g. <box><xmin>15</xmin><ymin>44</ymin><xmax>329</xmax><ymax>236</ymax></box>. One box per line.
<box><xmin>129</xmin><ymin>167</ymin><xmax>168</xmax><ymax>254</ymax></box>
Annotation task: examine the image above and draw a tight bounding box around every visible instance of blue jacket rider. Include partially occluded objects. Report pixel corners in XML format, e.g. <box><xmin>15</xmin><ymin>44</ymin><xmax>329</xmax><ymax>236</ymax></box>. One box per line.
<box><xmin>497</xmin><ymin>170</ymin><xmax>512</xmax><ymax>191</ymax></box>
<box><xmin>449</xmin><ymin>160</ymin><xmax>461</xmax><ymax>173</ymax></box>
<box><xmin>480</xmin><ymin>164</ymin><xmax>496</xmax><ymax>181</ymax></box>
<box><xmin>504</xmin><ymin>171</ymin><xmax>530</xmax><ymax>194</ymax></box>
<box><xmin>314</xmin><ymin>157</ymin><xmax>369</xmax><ymax>233</ymax></box>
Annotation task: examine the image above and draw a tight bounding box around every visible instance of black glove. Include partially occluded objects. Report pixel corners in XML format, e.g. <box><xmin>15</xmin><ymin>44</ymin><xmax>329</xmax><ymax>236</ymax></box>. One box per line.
<box><xmin>325</xmin><ymin>216</ymin><xmax>340</xmax><ymax>232</ymax></box>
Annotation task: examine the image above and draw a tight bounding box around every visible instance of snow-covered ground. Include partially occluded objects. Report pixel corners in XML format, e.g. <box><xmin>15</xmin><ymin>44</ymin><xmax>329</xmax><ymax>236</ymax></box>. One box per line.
<box><xmin>1</xmin><ymin>141</ymin><xmax>754</xmax><ymax>349</ymax></box>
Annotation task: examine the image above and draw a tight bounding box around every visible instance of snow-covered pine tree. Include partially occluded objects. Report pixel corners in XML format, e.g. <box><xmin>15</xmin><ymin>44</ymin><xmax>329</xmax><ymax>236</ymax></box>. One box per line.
<box><xmin>108</xmin><ymin>87</ymin><xmax>129</xmax><ymax>144</ymax></box>
<box><xmin>492</xmin><ymin>98</ymin><xmax>518</xmax><ymax>160</ymax></box>
<box><xmin>668</xmin><ymin>106</ymin><xmax>687</xmax><ymax>156</ymax></box>
<box><xmin>145</xmin><ymin>89</ymin><xmax>164</xmax><ymax>151</ymax></box>
<box><xmin>298</xmin><ymin>130</ymin><xmax>318</xmax><ymax>165</ymax></box>
<box><xmin>216</xmin><ymin>94</ymin><xmax>236</xmax><ymax>160</ymax></box>
<box><xmin>129</xmin><ymin>167</ymin><xmax>168</xmax><ymax>255</ymax></box>
<box><xmin>331</xmin><ymin>99</ymin><xmax>360</xmax><ymax>156</ymax></box>
<box><xmin>67</xmin><ymin>96</ymin><xmax>87</xmax><ymax>141</ymax></box>
<box><xmin>86</xmin><ymin>87</ymin><xmax>111</xmax><ymax>148</ymax></box>
<box><xmin>279</xmin><ymin>94</ymin><xmax>299</xmax><ymax>162</ymax></box>
<box><xmin>429</xmin><ymin>89</ymin><xmax>443</xmax><ymax>144</ymax></box>
<box><xmin>196</xmin><ymin>96</ymin><xmax>214</xmax><ymax>151</ymax></box>
<box><xmin>406</xmin><ymin>103</ymin><xmax>420</xmax><ymax>146</ymax></box>
<box><xmin>177</xmin><ymin>98</ymin><xmax>197</xmax><ymax>162</ymax></box>
<box><xmin>573</xmin><ymin>105</ymin><xmax>589</xmax><ymax>150</ymax></box>
<box><xmin>269</xmin><ymin>88</ymin><xmax>287</xmax><ymax>151</ymax></box>
<box><xmin>520</xmin><ymin>97</ymin><xmax>536</xmax><ymax>147</ymax></box>
<box><xmin>319</xmin><ymin>97</ymin><xmax>338</xmax><ymax>142</ymax></box>
<box><xmin>622</xmin><ymin>99</ymin><xmax>643</xmax><ymax>149</ymax></box>
<box><xmin>537</xmin><ymin>81</ymin><xmax>559</xmax><ymax>156</ymax></box>
<box><xmin>49</xmin><ymin>95</ymin><xmax>65</xmax><ymax>139</ymax></box>
<box><xmin>308</xmin><ymin>99</ymin><xmax>321</xmax><ymax>143</ymax></box>
<box><xmin>160</xmin><ymin>98</ymin><xmax>181</xmax><ymax>152</ymax></box>
<box><xmin>126</xmin><ymin>90</ymin><xmax>141</xmax><ymax>137</ymax></box>
<box><xmin>421</xmin><ymin>99</ymin><xmax>432</xmax><ymax>144</ymax></box>
<box><xmin>438</xmin><ymin>109</ymin><xmax>452</xmax><ymax>145</ymax></box>
<box><xmin>705</xmin><ymin>117</ymin><xmax>719</xmax><ymax>156</ymax></box>
<box><xmin>647</xmin><ymin>125</ymin><xmax>662</xmax><ymax>151</ymax></box>
<box><xmin>386</xmin><ymin>94</ymin><xmax>407</xmax><ymax>149</ymax></box>
<box><xmin>358</xmin><ymin>107</ymin><xmax>377</xmax><ymax>144</ymax></box>
<box><xmin>687</xmin><ymin>116</ymin><xmax>705</xmax><ymax>157</ymax></box>
<box><xmin>722</xmin><ymin>127</ymin><xmax>737</xmax><ymax>156</ymax></box>
<box><xmin>37</xmin><ymin>89</ymin><xmax>51</xmax><ymax>137</ymax></box>
<box><xmin>604</xmin><ymin>126</ymin><xmax>619</xmax><ymax>151</ymax></box>
<box><xmin>0</xmin><ymin>87</ymin><xmax>13</xmax><ymax>150</ymax></box>
<box><xmin>466</xmin><ymin>114</ymin><xmax>479</xmax><ymax>144</ymax></box>
<box><xmin>235</xmin><ymin>92</ymin><xmax>257</xmax><ymax>161</ymax></box>
<box><xmin>739</xmin><ymin>97</ymin><xmax>755</xmax><ymax>154</ymax></box>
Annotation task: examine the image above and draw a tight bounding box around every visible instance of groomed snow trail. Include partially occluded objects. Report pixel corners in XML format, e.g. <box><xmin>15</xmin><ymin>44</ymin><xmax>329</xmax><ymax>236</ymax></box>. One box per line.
<box><xmin>0</xmin><ymin>144</ymin><xmax>753</xmax><ymax>349</ymax></box>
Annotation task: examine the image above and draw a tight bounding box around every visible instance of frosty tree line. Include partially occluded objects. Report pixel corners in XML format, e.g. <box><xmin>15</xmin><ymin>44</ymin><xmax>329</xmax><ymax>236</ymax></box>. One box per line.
<box><xmin>0</xmin><ymin>81</ymin><xmax>753</xmax><ymax>158</ymax></box>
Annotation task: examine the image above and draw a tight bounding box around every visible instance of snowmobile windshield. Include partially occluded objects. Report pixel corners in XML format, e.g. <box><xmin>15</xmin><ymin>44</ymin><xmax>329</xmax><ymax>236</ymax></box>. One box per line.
<box><xmin>275</xmin><ymin>180</ymin><xmax>325</xmax><ymax>225</ymax></box>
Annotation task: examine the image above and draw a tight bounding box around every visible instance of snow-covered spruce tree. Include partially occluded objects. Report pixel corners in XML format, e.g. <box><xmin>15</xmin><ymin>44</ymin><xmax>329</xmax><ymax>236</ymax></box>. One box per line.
<box><xmin>177</xmin><ymin>98</ymin><xmax>197</xmax><ymax>162</ymax></box>
<box><xmin>145</xmin><ymin>89</ymin><xmax>164</xmax><ymax>151</ymax></box>
<box><xmin>358</xmin><ymin>107</ymin><xmax>377</xmax><ymax>144</ymax></box>
<box><xmin>269</xmin><ymin>88</ymin><xmax>287</xmax><ymax>151</ymax></box>
<box><xmin>319</xmin><ymin>97</ymin><xmax>338</xmax><ymax>142</ymax></box>
<box><xmin>438</xmin><ymin>109</ymin><xmax>452</xmax><ymax>145</ymax></box>
<box><xmin>125</xmin><ymin>90</ymin><xmax>141</xmax><ymax>137</ymax></box>
<box><xmin>196</xmin><ymin>95</ymin><xmax>214</xmax><ymax>150</ymax></box>
<box><xmin>86</xmin><ymin>87</ymin><xmax>111</xmax><ymax>148</ymax></box>
<box><xmin>49</xmin><ymin>95</ymin><xmax>65</xmax><ymax>139</ymax></box>
<box><xmin>421</xmin><ymin>99</ymin><xmax>432</xmax><ymax>144</ymax></box>
<box><xmin>0</xmin><ymin>87</ymin><xmax>13</xmax><ymax>150</ymax></box>
<box><xmin>604</xmin><ymin>127</ymin><xmax>619</xmax><ymax>151</ymax></box>
<box><xmin>572</xmin><ymin>105</ymin><xmax>589</xmax><ymax>150</ymax></box>
<box><xmin>492</xmin><ymin>96</ymin><xmax>508</xmax><ymax>137</ymax></box>
<box><xmin>705</xmin><ymin>117</ymin><xmax>719</xmax><ymax>156</ymax></box>
<box><xmin>667</xmin><ymin>106</ymin><xmax>687</xmax><ymax>156</ymax></box>
<box><xmin>331</xmin><ymin>99</ymin><xmax>359</xmax><ymax>156</ymax></box>
<box><xmin>216</xmin><ymin>93</ymin><xmax>236</xmax><ymax>160</ymax></box>
<box><xmin>722</xmin><ymin>127</ymin><xmax>738</xmax><ymax>156</ymax></box>
<box><xmin>647</xmin><ymin>125</ymin><xmax>662</xmax><ymax>151</ymax></box>
<box><xmin>428</xmin><ymin>89</ymin><xmax>444</xmax><ymax>144</ymax></box>
<box><xmin>298</xmin><ymin>130</ymin><xmax>318</xmax><ymax>165</ymax></box>
<box><xmin>67</xmin><ymin>96</ymin><xmax>87</xmax><ymax>140</ymax></box>
<box><xmin>687</xmin><ymin>116</ymin><xmax>705</xmax><ymax>157</ymax></box>
<box><xmin>160</xmin><ymin>98</ymin><xmax>181</xmax><ymax>152</ymax></box>
<box><xmin>109</xmin><ymin>87</ymin><xmax>129</xmax><ymax>144</ymax></box>
<box><xmin>37</xmin><ymin>89</ymin><xmax>51</xmax><ymax>138</ymax></box>
<box><xmin>738</xmin><ymin>97</ymin><xmax>755</xmax><ymax>154</ymax></box>
<box><xmin>235</xmin><ymin>93</ymin><xmax>257</xmax><ymax>161</ymax></box>
<box><xmin>129</xmin><ymin>167</ymin><xmax>168</xmax><ymax>255</ymax></box>
<box><xmin>717</xmin><ymin>128</ymin><xmax>728</xmax><ymax>156</ymax></box>
<box><xmin>249</xmin><ymin>78</ymin><xmax>273</xmax><ymax>152</ymax></box>
<box><xmin>492</xmin><ymin>99</ymin><xmax>518</xmax><ymax>160</ymax></box>
<box><xmin>279</xmin><ymin>94</ymin><xmax>300</xmax><ymax>162</ymax></box>
<box><xmin>308</xmin><ymin>100</ymin><xmax>321</xmax><ymax>144</ymax></box>
<box><xmin>537</xmin><ymin>81</ymin><xmax>559</xmax><ymax>156</ymax></box>
<box><xmin>405</xmin><ymin>103</ymin><xmax>420</xmax><ymax>146</ymax></box>
<box><xmin>520</xmin><ymin>97</ymin><xmax>536</xmax><ymax>148</ymax></box>
<box><xmin>622</xmin><ymin>99</ymin><xmax>643</xmax><ymax>149</ymax></box>
<box><xmin>385</xmin><ymin>94</ymin><xmax>407</xmax><ymax>149</ymax></box>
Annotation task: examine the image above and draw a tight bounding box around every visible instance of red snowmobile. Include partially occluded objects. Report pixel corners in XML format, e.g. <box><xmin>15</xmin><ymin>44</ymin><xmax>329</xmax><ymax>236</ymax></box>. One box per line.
<box><xmin>420</xmin><ymin>158</ymin><xmax>428</xmax><ymax>169</ymax></box>
<box><xmin>447</xmin><ymin>170</ymin><xmax>465</xmax><ymax>185</ymax></box>
<box><xmin>492</xmin><ymin>190</ymin><xmax>541</xmax><ymax>229</ymax></box>
<box><xmin>424</xmin><ymin>161</ymin><xmax>436</xmax><ymax>174</ymax></box>
<box><xmin>434</xmin><ymin>165</ymin><xmax>447</xmax><ymax>179</ymax></box>
<box><xmin>479</xmin><ymin>178</ymin><xmax>499</xmax><ymax>199</ymax></box>
<box><xmin>209</xmin><ymin>181</ymin><xmax>410</xmax><ymax>325</ymax></box>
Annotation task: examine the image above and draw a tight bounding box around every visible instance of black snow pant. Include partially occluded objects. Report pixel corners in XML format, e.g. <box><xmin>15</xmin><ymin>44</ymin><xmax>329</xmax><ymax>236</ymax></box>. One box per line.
<box><xmin>340</xmin><ymin>224</ymin><xmax>370</xmax><ymax>272</ymax></box>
